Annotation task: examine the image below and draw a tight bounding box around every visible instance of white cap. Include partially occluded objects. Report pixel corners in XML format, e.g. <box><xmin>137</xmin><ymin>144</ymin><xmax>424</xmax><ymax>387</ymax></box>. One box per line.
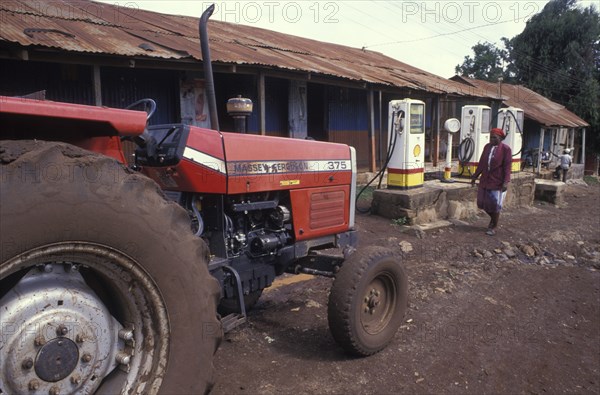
<box><xmin>564</xmin><ymin>148</ymin><xmax>571</xmax><ymax>154</ymax></box>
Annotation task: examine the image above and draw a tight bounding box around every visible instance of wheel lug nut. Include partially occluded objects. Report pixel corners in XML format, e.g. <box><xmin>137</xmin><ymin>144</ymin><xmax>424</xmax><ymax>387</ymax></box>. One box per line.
<box><xmin>49</xmin><ymin>385</ymin><xmax>60</xmax><ymax>395</ymax></box>
<box><xmin>370</xmin><ymin>308</ymin><xmax>376</xmax><ymax>315</ymax></box>
<box><xmin>35</xmin><ymin>336</ymin><xmax>46</xmax><ymax>346</ymax></box>
<box><xmin>71</xmin><ymin>374</ymin><xmax>81</xmax><ymax>385</ymax></box>
<box><xmin>81</xmin><ymin>353</ymin><xmax>92</xmax><ymax>363</ymax></box>
<box><xmin>116</xmin><ymin>352</ymin><xmax>131</xmax><ymax>365</ymax></box>
<box><xmin>63</xmin><ymin>263</ymin><xmax>78</xmax><ymax>272</ymax></box>
<box><xmin>75</xmin><ymin>334</ymin><xmax>85</xmax><ymax>343</ymax></box>
<box><xmin>118</xmin><ymin>328</ymin><xmax>134</xmax><ymax>341</ymax></box>
<box><xmin>364</xmin><ymin>297</ymin><xmax>369</xmax><ymax>303</ymax></box>
<box><xmin>57</xmin><ymin>324</ymin><xmax>69</xmax><ymax>337</ymax></box>
<box><xmin>364</xmin><ymin>307</ymin><xmax>369</xmax><ymax>313</ymax></box>
<box><xmin>28</xmin><ymin>379</ymin><xmax>40</xmax><ymax>391</ymax></box>
<box><xmin>22</xmin><ymin>358</ymin><xmax>34</xmax><ymax>370</ymax></box>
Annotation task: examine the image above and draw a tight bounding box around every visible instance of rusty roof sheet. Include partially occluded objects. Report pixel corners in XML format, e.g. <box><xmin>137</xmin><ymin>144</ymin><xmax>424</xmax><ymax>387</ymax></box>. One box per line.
<box><xmin>451</xmin><ymin>76</ymin><xmax>589</xmax><ymax>128</ymax></box>
<box><xmin>0</xmin><ymin>0</ymin><xmax>496</xmax><ymax>98</ymax></box>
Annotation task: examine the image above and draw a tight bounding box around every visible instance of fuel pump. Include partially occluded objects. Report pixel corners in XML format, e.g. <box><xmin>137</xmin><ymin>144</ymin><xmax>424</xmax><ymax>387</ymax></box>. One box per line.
<box><xmin>387</xmin><ymin>99</ymin><xmax>425</xmax><ymax>189</ymax></box>
<box><xmin>458</xmin><ymin>105</ymin><xmax>491</xmax><ymax>177</ymax></box>
<box><xmin>497</xmin><ymin>107</ymin><xmax>524</xmax><ymax>172</ymax></box>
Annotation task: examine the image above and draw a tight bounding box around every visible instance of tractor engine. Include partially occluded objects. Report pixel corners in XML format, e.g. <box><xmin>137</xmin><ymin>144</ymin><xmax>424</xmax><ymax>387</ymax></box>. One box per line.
<box><xmin>222</xmin><ymin>194</ymin><xmax>292</xmax><ymax>258</ymax></box>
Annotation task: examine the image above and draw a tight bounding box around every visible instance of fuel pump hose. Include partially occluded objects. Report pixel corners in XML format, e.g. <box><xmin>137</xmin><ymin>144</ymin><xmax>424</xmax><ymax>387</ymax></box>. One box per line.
<box><xmin>355</xmin><ymin>110</ymin><xmax>404</xmax><ymax>213</ymax></box>
<box><xmin>457</xmin><ymin>137</ymin><xmax>475</xmax><ymax>177</ymax></box>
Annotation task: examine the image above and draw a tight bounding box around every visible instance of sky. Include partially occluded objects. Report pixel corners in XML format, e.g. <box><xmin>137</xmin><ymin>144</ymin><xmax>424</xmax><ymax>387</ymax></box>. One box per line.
<box><xmin>96</xmin><ymin>0</ymin><xmax>598</xmax><ymax>78</ymax></box>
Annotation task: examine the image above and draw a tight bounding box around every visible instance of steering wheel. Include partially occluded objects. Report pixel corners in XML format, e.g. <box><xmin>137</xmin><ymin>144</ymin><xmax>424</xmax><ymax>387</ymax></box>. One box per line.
<box><xmin>121</xmin><ymin>99</ymin><xmax>157</xmax><ymax>146</ymax></box>
<box><xmin>126</xmin><ymin>98</ymin><xmax>157</xmax><ymax>121</ymax></box>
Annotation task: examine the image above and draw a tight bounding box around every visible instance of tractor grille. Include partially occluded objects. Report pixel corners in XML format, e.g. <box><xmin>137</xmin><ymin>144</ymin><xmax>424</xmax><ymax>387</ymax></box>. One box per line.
<box><xmin>309</xmin><ymin>190</ymin><xmax>346</xmax><ymax>229</ymax></box>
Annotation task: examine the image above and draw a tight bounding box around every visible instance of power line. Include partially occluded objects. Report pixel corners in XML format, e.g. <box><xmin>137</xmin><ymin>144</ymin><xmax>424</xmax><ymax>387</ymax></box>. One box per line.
<box><xmin>362</xmin><ymin>0</ymin><xmax>595</xmax><ymax>89</ymax></box>
<box><xmin>363</xmin><ymin>17</ymin><xmax>522</xmax><ymax>48</ymax></box>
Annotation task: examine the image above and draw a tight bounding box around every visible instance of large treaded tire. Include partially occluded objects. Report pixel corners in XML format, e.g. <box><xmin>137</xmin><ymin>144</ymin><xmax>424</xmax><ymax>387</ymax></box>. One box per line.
<box><xmin>328</xmin><ymin>246</ymin><xmax>408</xmax><ymax>356</ymax></box>
<box><xmin>0</xmin><ymin>141</ymin><xmax>222</xmax><ymax>394</ymax></box>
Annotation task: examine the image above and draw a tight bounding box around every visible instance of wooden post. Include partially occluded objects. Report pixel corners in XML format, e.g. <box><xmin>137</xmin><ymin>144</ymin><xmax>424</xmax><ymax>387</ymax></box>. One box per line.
<box><xmin>379</xmin><ymin>90</ymin><xmax>383</xmax><ymax>169</ymax></box>
<box><xmin>550</xmin><ymin>128</ymin><xmax>556</xmax><ymax>159</ymax></box>
<box><xmin>572</xmin><ymin>128</ymin><xmax>577</xmax><ymax>162</ymax></box>
<box><xmin>432</xmin><ymin>97</ymin><xmax>440</xmax><ymax>168</ymax></box>
<box><xmin>537</xmin><ymin>127</ymin><xmax>545</xmax><ymax>174</ymax></box>
<box><xmin>258</xmin><ymin>72</ymin><xmax>265</xmax><ymax>135</ymax></box>
<box><xmin>93</xmin><ymin>65</ymin><xmax>102</xmax><ymax>106</ymax></box>
<box><xmin>582</xmin><ymin>128</ymin><xmax>586</xmax><ymax>165</ymax></box>
<box><xmin>367</xmin><ymin>89</ymin><xmax>376</xmax><ymax>172</ymax></box>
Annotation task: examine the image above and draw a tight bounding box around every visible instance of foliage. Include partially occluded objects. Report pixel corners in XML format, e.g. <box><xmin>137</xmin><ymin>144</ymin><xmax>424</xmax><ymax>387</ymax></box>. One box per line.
<box><xmin>506</xmin><ymin>0</ymin><xmax>600</xmax><ymax>152</ymax></box>
<box><xmin>583</xmin><ymin>175</ymin><xmax>599</xmax><ymax>185</ymax></box>
<box><xmin>392</xmin><ymin>217</ymin><xmax>408</xmax><ymax>226</ymax></box>
<box><xmin>356</xmin><ymin>186</ymin><xmax>375</xmax><ymax>201</ymax></box>
<box><xmin>454</xmin><ymin>41</ymin><xmax>512</xmax><ymax>82</ymax></box>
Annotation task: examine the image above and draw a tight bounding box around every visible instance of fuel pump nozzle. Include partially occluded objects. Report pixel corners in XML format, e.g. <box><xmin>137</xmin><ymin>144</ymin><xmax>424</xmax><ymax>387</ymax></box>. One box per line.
<box><xmin>392</xmin><ymin>107</ymin><xmax>405</xmax><ymax>135</ymax></box>
<box><xmin>468</xmin><ymin>113</ymin><xmax>476</xmax><ymax>137</ymax></box>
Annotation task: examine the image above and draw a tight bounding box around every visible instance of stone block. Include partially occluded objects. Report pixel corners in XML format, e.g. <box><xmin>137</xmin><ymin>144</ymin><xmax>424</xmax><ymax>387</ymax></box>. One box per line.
<box><xmin>534</xmin><ymin>179</ymin><xmax>566</xmax><ymax>205</ymax></box>
<box><xmin>506</xmin><ymin>172</ymin><xmax>535</xmax><ymax>208</ymax></box>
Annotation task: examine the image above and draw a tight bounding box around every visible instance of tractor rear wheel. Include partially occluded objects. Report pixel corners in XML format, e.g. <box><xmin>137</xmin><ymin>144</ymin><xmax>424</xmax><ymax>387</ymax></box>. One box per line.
<box><xmin>328</xmin><ymin>246</ymin><xmax>408</xmax><ymax>356</ymax></box>
<box><xmin>0</xmin><ymin>141</ymin><xmax>221</xmax><ymax>395</ymax></box>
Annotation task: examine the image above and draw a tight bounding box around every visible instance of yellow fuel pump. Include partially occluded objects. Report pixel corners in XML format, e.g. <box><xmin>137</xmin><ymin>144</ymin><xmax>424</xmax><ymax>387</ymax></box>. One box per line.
<box><xmin>458</xmin><ymin>105</ymin><xmax>491</xmax><ymax>177</ymax></box>
<box><xmin>497</xmin><ymin>107</ymin><xmax>524</xmax><ymax>172</ymax></box>
<box><xmin>387</xmin><ymin>99</ymin><xmax>425</xmax><ymax>189</ymax></box>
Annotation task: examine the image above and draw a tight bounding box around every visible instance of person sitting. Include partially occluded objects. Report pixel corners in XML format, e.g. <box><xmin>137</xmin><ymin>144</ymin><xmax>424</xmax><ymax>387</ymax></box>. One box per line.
<box><xmin>541</xmin><ymin>151</ymin><xmax>551</xmax><ymax>169</ymax></box>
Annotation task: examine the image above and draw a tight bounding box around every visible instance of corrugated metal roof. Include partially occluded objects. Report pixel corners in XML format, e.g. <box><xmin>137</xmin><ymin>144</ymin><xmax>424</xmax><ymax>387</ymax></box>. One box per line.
<box><xmin>0</xmin><ymin>0</ymin><xmax>497</xmax><ymax>99</ymax></box>
<box><xmin>451</xmin><ymin>76</ymin><xmax>589</xmax><ymax>128</ymax></box>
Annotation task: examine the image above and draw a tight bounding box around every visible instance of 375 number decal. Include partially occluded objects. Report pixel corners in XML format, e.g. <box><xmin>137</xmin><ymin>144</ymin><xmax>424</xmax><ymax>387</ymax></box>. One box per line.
<box><xmin>326</xmin><ymin>161</ymin><xmax>348</xmax><ymax>170</ymax></box>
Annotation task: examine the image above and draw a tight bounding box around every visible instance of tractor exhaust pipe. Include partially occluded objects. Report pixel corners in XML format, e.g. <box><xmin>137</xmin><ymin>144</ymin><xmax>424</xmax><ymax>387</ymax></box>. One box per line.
<box><xmin>199</xmin><ymin>4</ymin><xmax>219</xmax><ymax>131</ymax></box>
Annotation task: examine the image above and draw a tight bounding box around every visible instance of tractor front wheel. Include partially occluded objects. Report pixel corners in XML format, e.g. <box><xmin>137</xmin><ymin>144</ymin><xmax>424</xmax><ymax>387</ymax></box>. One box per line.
<box><xmin>328</xmin><ymin>246</ymin><xmax>408</xmax><ymax>356</ymax></box>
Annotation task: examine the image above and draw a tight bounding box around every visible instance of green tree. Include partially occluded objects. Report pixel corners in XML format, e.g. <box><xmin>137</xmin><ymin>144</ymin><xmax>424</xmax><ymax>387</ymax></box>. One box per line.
<box><xmin>506</xmin><ymin>0</ymin><xmax>600</xmax><ymax>152</ymax></box>
<box><xmin>455</xmin><ymin>41</ymin><xmax>511</xmax><ymax>82</ymax></box>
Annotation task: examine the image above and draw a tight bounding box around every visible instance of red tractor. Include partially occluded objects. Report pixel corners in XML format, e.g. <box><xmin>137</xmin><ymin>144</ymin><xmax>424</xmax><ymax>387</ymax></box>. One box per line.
<box><xmin>0</xmin><ymin>6</ymin><xmax>407</xmax><ymax>394</ymax></box>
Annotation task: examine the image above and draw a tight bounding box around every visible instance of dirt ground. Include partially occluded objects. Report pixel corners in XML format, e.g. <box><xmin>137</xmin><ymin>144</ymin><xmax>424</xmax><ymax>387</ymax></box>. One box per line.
<box><xmin>212</xmin><ymin>180</ymin><xmax>600</xmax><ymax>395</ymax></box>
